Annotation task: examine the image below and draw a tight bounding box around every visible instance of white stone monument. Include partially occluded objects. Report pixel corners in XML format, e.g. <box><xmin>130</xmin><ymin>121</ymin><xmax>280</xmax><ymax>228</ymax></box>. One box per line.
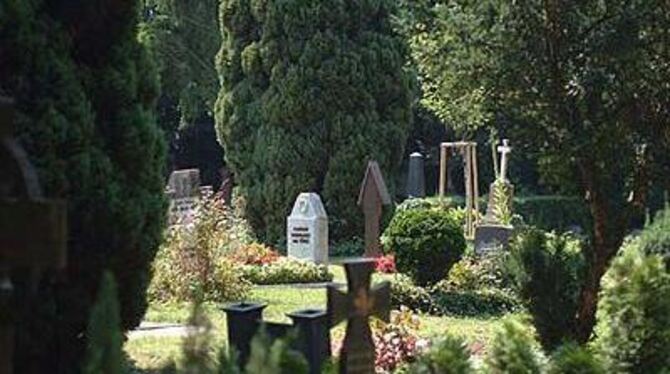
<box><xmin>287</xmin><ymin>193</ymin><xmax>328</xmax><ymax>264</ymax></box>
<box><xmin>166</xmin><ymin>169</ymin><xmax>201</xmax><ymax>225</ymax></box>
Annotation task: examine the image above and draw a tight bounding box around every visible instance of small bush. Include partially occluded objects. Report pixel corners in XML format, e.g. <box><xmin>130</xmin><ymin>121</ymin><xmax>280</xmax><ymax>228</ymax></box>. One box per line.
<box><xmin>447</xmin><ymin>252</ymin><xmax>513</xmax><ymax>291</ymax></box>
<box><xmin>240</xmin><ymin>258</ymin><xmax>333</xmax><ymax>285</ymax></box>
<box><xmin>638</xmin><ymin>207</ymin><xmax>670</xmax><ymax>267</ymax></box>
<box><xmin>593</xmin><ymin>243</ymin><xmax>670</xmax><ymax>373</ymax></box>
<box><xmin>548</xmin><ymin>343</ymin><xmax>604</xmax><ymax>374</ymax></box>
<box><xmin>408</xmin><ymin>335</ymin><xmax>473</xmax><ymax>374</ymax></box>
<box><xmin>149</xmin><ymin>226</ymin><xmax>251</xmax><ymax>303</ymax></box>
<box><xmin>395</xmin><ymin>197</ymin><xmax>460</xmax><ymax>212</ymax></box>
<box><xmin>505</xmin><ymin>228</ymin><xmax>584</xmax><ymax>351</ymax></box>
<box><xmin>389</xmin><ymin>274</ymin><xmax>440</xmax><ymax>314</ymax></box>
<box><xmin>383</xmin><ymin>208</ymin><xmax>466</xmax><ymax>285</ymax></box>
<box><xmin>431</xmin><ymin>288</ymin><xmax>520</xmax><ymax>317</ymax></box>
<box><xmin>485</xmin><ymin>318</ymin><xmax>543</xmax><ymax>374</ymax></box>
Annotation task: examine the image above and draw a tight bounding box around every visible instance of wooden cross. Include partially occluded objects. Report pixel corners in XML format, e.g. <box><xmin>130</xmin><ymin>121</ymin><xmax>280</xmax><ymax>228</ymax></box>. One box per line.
<box><xmin>327</xmin><ymin>259</ymin><xmax>390</xmax><ymax>374</ymax></box>
<box><xmin>0</xmin><ymin>97</ymin><xmax>67</xmax><ymax>374</ymax></box>
<box><xmin>358</xmin><ymin>161</ymin><xmax>391</xmax><ymax>257</ymax></box>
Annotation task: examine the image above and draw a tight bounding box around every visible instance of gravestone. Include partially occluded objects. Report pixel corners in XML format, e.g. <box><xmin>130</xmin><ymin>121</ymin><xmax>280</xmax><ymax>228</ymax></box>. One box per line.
<box><xmin>287</xmin><ymin>193</ymin><xmax>328</xmax><ymax>264</ymax></box>
<box><xmin>166</xmin><ymin>168</ymin><xmax>201</xmax><ymax>224</ymax></box>
<box><xmin>358</xmin><ymin>161</ymin><xmax>391</xmax><ymax>257</ymax></box>
<box><xmin>476</xmin><ymin>139</ymin><xmax>514</xmax><ymax>254</ymax></box>
<box><xmin>328</xmin><ymin>259</ymin><xmax>391</xmax><ymax>374</ymax></box>
<box><xmin>406</xmin><ymin>152</ymin><xmax>426</xmax><ymax>198</ymax></box>
<box><xmin>0</xmin><ymin>96</ymin><xmax>67</xmax><ymax>374</ymax></box>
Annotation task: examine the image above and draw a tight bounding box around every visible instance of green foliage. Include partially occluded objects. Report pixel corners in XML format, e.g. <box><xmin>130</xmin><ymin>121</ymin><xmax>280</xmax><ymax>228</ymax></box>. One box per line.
<box><xmin>330</xmin><ymin>237</ymin><xmax>365</xmax><ymax>258</ymax></box>
<box><xmin>140</xmin><ymin>0</ymin><xmax>220</xmax><ymax>125</ymax></box>
<box><xmin>432</xmin><ymin>288</ymin><xmax>520</xmax><ymax>318</ymax></box>
<box><xmin>181</xmin><ymin>303</ymin><xmax>217</xmax><ymax>373</ymax></box>
<box><xmin>149</xmin><ymin>197</ymin><xmax>252</xmax><ymax>302</ymax></box>
<box><xmin>240</xmin><ymin>258</ymin><xmax>333</xmax><ymax>285</ymax></box>
<box><xmin>389</xmin><ymin>274</ymin><xmax>440</xmax><ymax>315</ymax></box>
<box><xmin>548</xmin><ymin>343</ymin><xmax>604</xmax><ymax>374</ymax></box>
<box><xmin>408</xmin><ymin>335</ymin><xmax>473</xmax><ymax>374</ymax></box>
<box><xmin>593</xmin><ymin>244</ymin><xmax>670</xmax><ymax>373</ymax></box>
<box><xmin>244</xmin><ymin>330</ymin><xmax>309</xmax><ymax>374</ymax></box>
<box><xmin>506</xmin><ymin>228</ymin><xmax>585</xmax><ymax>351</ymax></box>
<box><xmin>446</xmin><ymin>253</ymin><xmax>513</xmax><ymax>291</ymax></box>
<box><xmin>383</xmin><ymin>207</ymin><xmax>466</xmax><ymax>285</ymax></box>
<box><xmin>638</xmin><ymin>207</ymin><xmax>670</xmax><ymax>267</ymax></box>
<box><xmin>485</xmin><ymin>318</ymin><xmax>543</xmax><ymax>374</ymax></box>
<box><xmin>215</xmin><ymin>0</ymin><xmax>413</xmax><ymax>243</ymax></box>
<box><xmin>82</xmin><ymin>272</ymin><xmax>124</xmax><ymax>374</ymax></box>
<box><xmin>490</xmin><ymin>180</ymin><xmax>514</xmax><ymax>225</ymax></box>
<box><xmin>513</xmin><ymin>196</ymin><xmax>591</xmax><ymax>233</ymax></box>
<box><xmin>0</xmin><ymin>0</ymin><xmax>166</xmax><ymax>370</ymax></box>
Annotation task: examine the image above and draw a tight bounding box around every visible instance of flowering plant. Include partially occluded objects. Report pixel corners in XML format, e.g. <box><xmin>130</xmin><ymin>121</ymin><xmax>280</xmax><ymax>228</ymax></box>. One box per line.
<box><xmin>374</xmin><ymin>254</ymin><xmax>396</xmax><ymax>274</ymax></box>
<box><xmin>230</xmin><ymin>242</ymin><xmax>280</xmax><ymax>265</ymax></box>
<box><xmin>372</xmin><ymin>307</ymin><xmax>430</xmax><ymax>373</ymax></box>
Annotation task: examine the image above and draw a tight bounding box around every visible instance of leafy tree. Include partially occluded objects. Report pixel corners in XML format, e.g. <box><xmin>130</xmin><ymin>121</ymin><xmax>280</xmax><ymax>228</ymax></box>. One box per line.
<box><xmin>140</xmin><ymin>0</ymin><xmax>226</xmax><ymax>188</ymax></box>
<box><xmin>0</xmin><ymin>0</ymin><xmax>165</xmax><ymax>371</ymax></box>
<box><xmin>404</xmin><ymin>0</ymin><xmax>670</xmax><ymax>342</ymax></box>
<box><xmin>215</xmin><ymin>0</ymin><xmax>413</xmax><ymax>243</ymax></box>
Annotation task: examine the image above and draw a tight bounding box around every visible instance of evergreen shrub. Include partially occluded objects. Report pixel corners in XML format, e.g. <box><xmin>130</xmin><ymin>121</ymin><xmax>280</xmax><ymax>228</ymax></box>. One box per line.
<box><xmin>485</xmin><ymin>318</ymin><xmax>543</xmax><ymax>374</ymax></box>
<box><xmin>548</xmin><ymin>343</ymin><xmax>604</xmax><ymax>374</ymax></box>
<box><xmin>382</xmin><ymin>208</ymin><xmax>466</xmax><ymax>285</ymax></box>
<box><xmin>408</xmin><ymin>335</ymin><xmax>473</xmax><ymax>374</ymax></box>
<box><xmin>215</xmin><ymin>0</ymin><xmax>413</xmax><ymax>244</ymax></box>
<box><xmin>593</xmin><ymin>243</ymin><xmax>670</xmax><ymax>373</ymax></box>
<box><xmin>637</xmin><ymin>207</ymin><xmax>670</xmax><ymax>267</ymax></box>
<box><xmin>506</xmin><ymin>228</ymin><xmax>585</xmax><ymax>351</ymax></box>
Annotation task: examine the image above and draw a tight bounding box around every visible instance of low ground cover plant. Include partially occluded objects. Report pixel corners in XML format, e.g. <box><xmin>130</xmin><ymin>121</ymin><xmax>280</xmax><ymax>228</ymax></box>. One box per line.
<box><xmin>240</xmin><ymin>257</ymin><xmax>333</xmax><ymax>285</ymax></box>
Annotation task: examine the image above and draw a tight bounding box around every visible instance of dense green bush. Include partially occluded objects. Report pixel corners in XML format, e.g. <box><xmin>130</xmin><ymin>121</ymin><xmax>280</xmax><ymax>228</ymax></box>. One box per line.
<box><xmin>382</xmin><ymin>208</ymin><xmax>466</xmax><ymax>285</ymax></box>
<box><xmin>432</xmin><ymin>288</ymin><xmax>520</xmax><ymax>317</ymax></box>
<box><xmin>240</xmin><ymin>258</ymin><xmax>333</xmax><ymax>285</ymax></box>
<box><xmin>485</xmin><ymin>318</ymin><xmax>543</xmax><ymax>374</ymax></box>
<box><xmin>593</xmin><ymin>243</ymin><xmax>670</xmax><ymax>373</ymax></box>
<box><xmin>506</xmin><ymin>228</ymin><xmax>585</xmax><ymax>351</ymax></box>
<box><xmin>637</xmin><ymin>207</ymin><xmax>670</xmax><ymax>267</ymax></box>
<box><xmin>446</xmin><ymin>252</ymin><xmax>513</xmax><ymax>292</ymax></box>
<box><xmin>408</xmin><ymin>335</ymin><xmax>473</xmax><ymax>374</ymax></box>
<box><xmin>548</xmin><ymin>343</ymin><xmax>604</xmax><ymax>374</ymax></box>
<box><xmin>330</xmin><ymin>237</ymin><xmax>365</xmax><ymax>258</ymax></box>
<box><xmin>1</xmin><ymin>1</ymin><xmax>166</xmax><ymax>370</ymax></box>
<box><xmin>513</xmin><ymin>196</ymin><xmax>591</xmax><ymax>233</ymax></box>
<box><xmin>215</xmin><ymin>0</ymin><xmax>413</xmax><ymax>244</ymax></box>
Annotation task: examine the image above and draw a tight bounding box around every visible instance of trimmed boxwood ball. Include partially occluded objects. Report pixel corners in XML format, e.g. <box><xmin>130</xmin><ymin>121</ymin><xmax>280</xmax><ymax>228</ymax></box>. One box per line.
<box><xmin>382</xmin><ymin>208</ymin><xmax>466</xmax><ymax>285</ymax></box>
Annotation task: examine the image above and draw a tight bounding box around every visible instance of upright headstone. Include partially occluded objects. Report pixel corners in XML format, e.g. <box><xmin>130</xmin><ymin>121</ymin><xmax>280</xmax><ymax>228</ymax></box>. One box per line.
<box><xmin>0</xmin><ymin>97</ymin><xmax>67</xmax><ymax>374</ymax></box>
<box><xmin>406</xmin><ymin>152</ymin><xmax>426</xmax><ymax>198</ymax></box>
<box><xmin>166</xmin><ymin>168</ymin><xmax>201</xmax><ymax>224</ymax></box>
<box><xmin>358</xmin><ymin>161</ymin><xmax>391</xmax><ymax>257</ymax></box>
<box><xmin>327</xmin><ymin>259</ymin><xmax>390</xmax><ymax>374</ymax></box>
<box><xmin>287</xmin><ymin>193</ymin><xmax>328</xmax><ymax>264</ymax></box>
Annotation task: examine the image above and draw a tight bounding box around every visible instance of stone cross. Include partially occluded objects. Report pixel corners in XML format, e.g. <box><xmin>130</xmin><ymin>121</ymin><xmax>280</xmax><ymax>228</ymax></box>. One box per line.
<box><xmin>0</xmin><ymin>96</ymin><xmax>67</xmax><ymax>374</ymax></box>
<box><xmin>327</xmin><ymin>259</ymin><xmax>390</xmax><ymax>374</ymax></box>
<box><xmin>497</xmin><ymin>139</ymin><xmax>512</xmax><ymax>181</ymax></box>
<box><xmin>358</xmin><ymin>161</ymin><xmax>391</xmax><ymax>257</ymax></box>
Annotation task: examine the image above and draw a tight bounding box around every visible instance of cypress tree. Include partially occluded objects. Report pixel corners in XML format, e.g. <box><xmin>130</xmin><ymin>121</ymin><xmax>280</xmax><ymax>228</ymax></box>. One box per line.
<box><xmin>215</xmin><ymin>0</ymin><xmax>413</xmax><ymax>243</ymax></box>
<box><xmin>0</xmin><ymin>0</ymin><xmax>165</xmax><ymax>371</ymax></box>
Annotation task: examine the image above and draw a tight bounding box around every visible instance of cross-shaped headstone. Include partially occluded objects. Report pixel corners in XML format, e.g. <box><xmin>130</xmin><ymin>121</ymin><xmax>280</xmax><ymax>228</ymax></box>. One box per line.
<box><xmin>497</xmin><ymin>139</ymin><xmax>512</xmax><ymax>181</ymax></box>
<box><xmin>358</xmin><ymin>161</ymin><xmax>391</xmax><ymax>257</ymax></box>
<box><xmin>0</xmin><ymin>96</ymin><xmax>67</xmax><ymax>374</ymax></box>
<box><xmin>327</xmin><ymin>259</ymin><xmax>390</xmax><ymax>374</ymax></box>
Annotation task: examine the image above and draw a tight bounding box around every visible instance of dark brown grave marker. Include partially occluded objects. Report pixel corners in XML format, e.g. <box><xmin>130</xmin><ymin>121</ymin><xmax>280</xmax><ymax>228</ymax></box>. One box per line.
<box><xmin>327</xmin><ymin>259</ymin><xmax>390</xmax><ymax>374</ymax></box>
<box><xmin>0</xmin><ymin>97</ymin><xmax>67</xmax><ymax>374</ymax></box>
<box><xmin>358</xmin><ymin>161</ymin><xmax>391</xmax><ymax>257</ymax></box>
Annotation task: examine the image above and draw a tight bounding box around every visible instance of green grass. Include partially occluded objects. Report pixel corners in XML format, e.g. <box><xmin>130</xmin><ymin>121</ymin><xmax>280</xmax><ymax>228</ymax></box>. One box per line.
<box><xmin>125</xmin><ymin>266</ymin><xmax>516</xmax><ymax>372</ymax></box>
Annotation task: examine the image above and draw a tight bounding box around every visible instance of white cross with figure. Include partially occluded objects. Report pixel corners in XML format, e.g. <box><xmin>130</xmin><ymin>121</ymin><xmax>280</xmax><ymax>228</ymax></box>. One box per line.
<box><xmin>497</xmin><ymin>139</ymin><xmax>512</xmax><ymax>181</ymax></box>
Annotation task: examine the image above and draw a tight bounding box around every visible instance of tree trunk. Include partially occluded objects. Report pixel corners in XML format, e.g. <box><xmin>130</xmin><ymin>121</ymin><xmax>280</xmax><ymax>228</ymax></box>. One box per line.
<box><xmin>574</xmin><ymin>164</ymin><xmax>627</xmax><ymax>343</ymax></box>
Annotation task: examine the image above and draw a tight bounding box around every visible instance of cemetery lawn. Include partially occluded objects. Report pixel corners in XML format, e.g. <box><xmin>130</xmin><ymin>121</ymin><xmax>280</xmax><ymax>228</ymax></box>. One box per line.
<box><xmin>125</xmin><ymin>266</ymin><xmax>516</xmax><ymax>372</ymax></box>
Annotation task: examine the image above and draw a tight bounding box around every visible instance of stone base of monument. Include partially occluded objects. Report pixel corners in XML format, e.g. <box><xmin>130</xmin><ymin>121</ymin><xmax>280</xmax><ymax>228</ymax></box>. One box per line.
<box><xmin>474</xmin><ymin>224</ymin><xmax>513</xmax><ymax>254</ymax></box>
